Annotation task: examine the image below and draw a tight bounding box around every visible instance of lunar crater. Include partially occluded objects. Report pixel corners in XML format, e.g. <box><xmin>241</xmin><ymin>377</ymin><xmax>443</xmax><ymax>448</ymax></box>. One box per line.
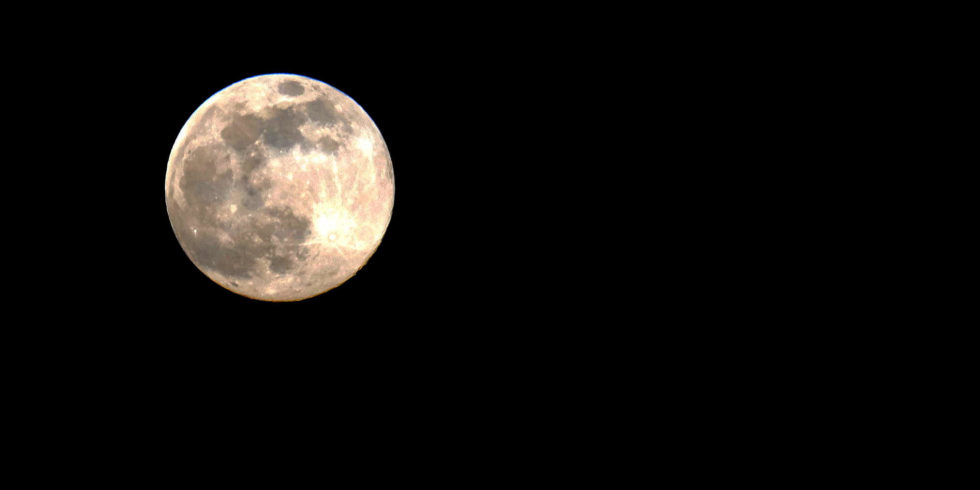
<box><xmin>261</xmin><ymin>107</ymin><xmax>308</xmax><ymax>150</ymax></box>
<box><xmin>278</xmin><ymin>80</ymin><xmax>305</xmax><ymax>96</ymax></box>
<box><xmin>220</xmin><ymin>113</ymin><xmax>263</xmax><ymax>151</ymax></box>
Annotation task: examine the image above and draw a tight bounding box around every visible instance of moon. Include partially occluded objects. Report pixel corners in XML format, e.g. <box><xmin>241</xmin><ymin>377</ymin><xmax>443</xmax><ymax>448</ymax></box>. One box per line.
<box><xmin>165</xmin><ymin>74</ymin><xmax>394</xmax><ymax>301</ymax></box>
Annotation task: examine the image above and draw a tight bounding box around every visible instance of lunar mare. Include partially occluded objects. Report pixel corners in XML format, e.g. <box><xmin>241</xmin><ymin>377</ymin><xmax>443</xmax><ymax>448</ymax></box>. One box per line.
<box><xmin>165</xmin><ymin>74</ymin><xmax>394</xmax><ymax>301</ymax></box>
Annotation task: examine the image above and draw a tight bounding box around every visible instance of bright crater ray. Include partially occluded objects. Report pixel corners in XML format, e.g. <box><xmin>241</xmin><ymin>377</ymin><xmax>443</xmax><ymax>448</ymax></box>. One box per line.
<box><xmin>165</xmin><ymin>74</ymin><xmax>394</xmax><ymax>301</ymax></box>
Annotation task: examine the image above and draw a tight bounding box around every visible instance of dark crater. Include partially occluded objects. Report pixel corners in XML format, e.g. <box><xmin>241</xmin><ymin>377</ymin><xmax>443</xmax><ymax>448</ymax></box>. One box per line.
<box><xmin>303</xmin><ymin>98</ymin><xmax>341</xmax><ymax>126</ymax></box>
<box><xmin>261</xmin><ymin>107</ymin><xmax>308</xmax><ymax>151</ymax></box>
<box><xmin>278</xmin><ymin>80</ymin><xmax>305</xmax><ymax>96</ymax></box>
<box><xmin>268</xmin><ymin>255</ymin><xmax>295</xmax><ymax>274</ymax></box>
<box><xmin>220</xmin><ymin>113</ymin><xmax>263</xmax><ymax>151</ymax></box>
<box><xmin>317</xmin><ymin>135</ymin><xmax>340</xmax><ymax>154</ymax></box>
<box><xmin>264</xmin><ymin>206</ymin><xmax>312</xmax><ymax>244</ymax></box>
<box><xmin>240</xmin><ymin>180</ymin><xmax>269</xmax><ymax>210</ymax></box>
<box><xmin>180</xmin><ymin>144</ymin><xmax>234</xmax><ymax>218</ymax></box>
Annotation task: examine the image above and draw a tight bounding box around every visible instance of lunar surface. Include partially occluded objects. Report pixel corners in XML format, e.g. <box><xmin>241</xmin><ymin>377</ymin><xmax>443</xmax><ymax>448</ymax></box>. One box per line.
<box><xmin>165</xmin><ymin>74</ymin><xmax>394</xmax><ymax>301</ymax></box>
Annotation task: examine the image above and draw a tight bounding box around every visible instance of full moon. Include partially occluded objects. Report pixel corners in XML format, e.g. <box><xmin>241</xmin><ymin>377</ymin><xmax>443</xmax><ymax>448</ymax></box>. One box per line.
<box><xmin>165</xmin><ymin>74</ymin><xmax>394</xmax><ymax>301</ymax></box>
